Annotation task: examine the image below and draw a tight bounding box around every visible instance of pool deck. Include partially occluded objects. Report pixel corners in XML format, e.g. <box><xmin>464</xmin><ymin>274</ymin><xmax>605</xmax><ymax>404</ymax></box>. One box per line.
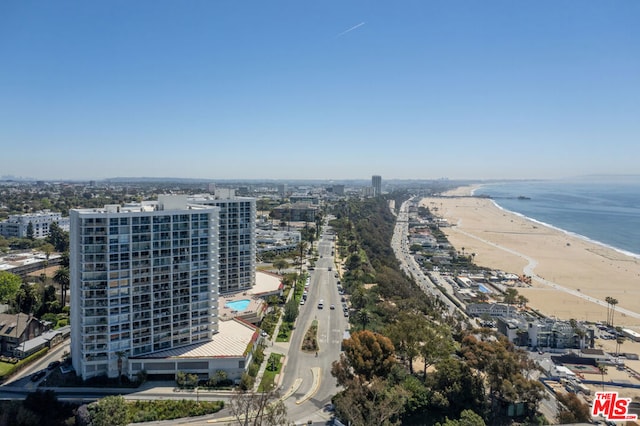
<box><xmin>219</xmin><ymin>294</ymin><xmax>265</xmax><ymax>323</ymax></box>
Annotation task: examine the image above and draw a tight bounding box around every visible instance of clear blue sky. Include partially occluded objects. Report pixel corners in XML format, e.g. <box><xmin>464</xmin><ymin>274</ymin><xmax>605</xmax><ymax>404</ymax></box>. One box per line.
<box><xmin>2</xmin><ymin>1</ymin><xmax>639</xmax><ymax>180</ymax></box>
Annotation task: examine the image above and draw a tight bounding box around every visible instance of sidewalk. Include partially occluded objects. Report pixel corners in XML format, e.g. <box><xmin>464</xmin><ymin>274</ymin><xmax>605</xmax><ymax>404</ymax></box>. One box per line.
<box><xmin>252</xmin><ymin>272</ymin><xmax>298</xmax><ymax>392</ymax></box>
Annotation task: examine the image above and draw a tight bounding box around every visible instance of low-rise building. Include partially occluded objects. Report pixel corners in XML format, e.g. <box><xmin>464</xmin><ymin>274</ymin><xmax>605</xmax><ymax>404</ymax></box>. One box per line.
<box><xmin>467</xmin><ymin>303</ymin><xmax>512</xmax><ymax>318</ymax></box>
<box><xmin>271</xmin><ymin>203</ymin><xmax>319</xmax><ymax>222</ymax></box>
<box><xmin>0</xmin><ymin>252</ymin><xmax>63</xmax><ymax>278</ymax></box>
<box><xmin>0</xmin><ymin>313</ymin><xmax>47</xmax><ymax>356</ymax></box>
<box><xmin>128</xmin><ymin>318</ymin><xmax>259</xmax><ymax>382</ymax></box>
<box><xmin>13</xmin><ymin>325</ymin><xmax>70</xmax><ymax>358</ymax></box>
<box><xmin>256</xmin><ymin>229</ymin><xmax>301</xmax><ymax>255</ymax></box>
<box><xmin>0</xmin><ymin>211</ymin><xmax>69</xmax><ymax>239</ymax></box>
<box><xmin>621</xmin><ymin>328</ymin><xmax>640</xmax><ymax>342</ymax></box>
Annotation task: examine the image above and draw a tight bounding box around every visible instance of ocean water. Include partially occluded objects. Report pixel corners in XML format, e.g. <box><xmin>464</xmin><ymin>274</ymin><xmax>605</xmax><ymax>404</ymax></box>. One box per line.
<box><xmin>474</xmin><ymin>178</ymin><xmax>640</xmax><ymax>258</ymax></box>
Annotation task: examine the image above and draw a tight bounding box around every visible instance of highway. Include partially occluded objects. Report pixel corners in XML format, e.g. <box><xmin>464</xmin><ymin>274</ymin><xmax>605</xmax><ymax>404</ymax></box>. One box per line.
<box><xmin>391</xmin><ymin>198</ymin><xmax>461</xmax><ymax>316</ymax></box>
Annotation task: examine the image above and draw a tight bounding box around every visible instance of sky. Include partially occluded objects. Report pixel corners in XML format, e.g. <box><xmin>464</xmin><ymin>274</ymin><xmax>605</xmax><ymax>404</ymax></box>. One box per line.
<box><xmin>1</xmin><ymin>1</ymin><xmax>639</xmax><ymax>181</ymax></box>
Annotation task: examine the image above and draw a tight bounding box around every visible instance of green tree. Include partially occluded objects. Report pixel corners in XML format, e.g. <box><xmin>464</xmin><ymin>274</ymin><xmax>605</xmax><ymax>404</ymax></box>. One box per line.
<box><xmin>14</xmin><ymin>282</ymin><xmax>38</xmax><ymax>314</ymax></box>
<box><xmin>0</xmin><ymin>271</ymin><xmax>21</xmax><ymax>303</ymax></box>
<box><xmin>556</xmin><ymin>392</ymin><xmax>591</xmax><ymax>424</ymax></box>
<box><xmin>53</xmin><ymin>266</ymin><xmax>69</xmax><ymax>307</ymax></box>
<box><xmin>437</xmin><ymin>409</ymin><xmax>486</xmax><ymax>426</ymax></box>
<box><xmin>283</xmin><ymin>298</ymin><xmax>299</xmax><ymax>323</ymax></box>
<box><xmin>428</xmin><ymin>358</ymin><xmax>486</xmax><ymax>420</ymax></box>
<box><xmin>333</xmin><ymin>376</ymin><xmax>408</xmax><ymax>426</ymax></box>
<box><xmin>88</xmin><ymin>395</ymin><xmax>129</xmax><ymax>426</ymax></box>
<box><xmin>419</xmin><ymin>323</ymin><xmax>455</xmax><ymax>379</ymax></box>
<box><xmin>503</xmin><ymin>288</ymin><xmax>519</xmax><ymax>305</ymax></box>
<box><xmin>229</xmin><ymin>387</ymin><xmax>290</xmax><ymax>426</ymax></box>
<box><xmin>332</xmin><ymin>330</ymin><xmax>396</xmax><ymax>383</ymax></box>
<box><xmin>273</xmin><ymin>259</ymin><xmax>288</xmax><ymax>274</ymax></box>
<box><xmin>409</xmin><ymin>244</ymin><xmax>423</xmax><ymax>253</ymax></box>
<box><xmin>386</xmin><ymin>312</ymin><xmax>427</xmax><ymax>374</ymax></box>
<box><xmin>26</xmin><ymin>222</ymin><xmax>34</xmax><ymax>240</ymax></box>
<box><xmin>47</xmin><ymin>222</ymin><xmax>69</xmax><ymax>252</ymax></box>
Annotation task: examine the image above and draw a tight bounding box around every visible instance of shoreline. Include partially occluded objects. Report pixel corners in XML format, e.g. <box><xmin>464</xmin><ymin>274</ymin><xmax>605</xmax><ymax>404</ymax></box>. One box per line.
<box><xmin>488</xmin><ymin>198</ymin><xmax>640</xmax><ymax>261</ymax></box>
<box><xmin>424</xmin><ymin>186</ymin><xmax>640</xmax><ymax>328</ymax></box>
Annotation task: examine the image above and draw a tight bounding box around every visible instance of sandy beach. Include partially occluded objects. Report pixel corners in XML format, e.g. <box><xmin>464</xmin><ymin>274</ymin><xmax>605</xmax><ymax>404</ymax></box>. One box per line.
<box><xmin>421</xmin><ymin>186</ymin><xmax>640</xmax><ymax>329</ymax></box>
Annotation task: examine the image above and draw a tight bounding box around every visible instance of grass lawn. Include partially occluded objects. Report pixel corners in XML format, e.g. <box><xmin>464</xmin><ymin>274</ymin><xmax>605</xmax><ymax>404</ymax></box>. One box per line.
<box><xmin>276</xmin><ymin>326</ymin><xmax>292</xmax><ymax>342</ymax></box>
<box><xmin>258</xmin><ymin>353</ymin><xmax>284</xmax><ymax>391</ymax></box>
<box><xmin>0</xmin><ymin>362</ymin><xmax>15</xmax><ymax>377</ymax></box>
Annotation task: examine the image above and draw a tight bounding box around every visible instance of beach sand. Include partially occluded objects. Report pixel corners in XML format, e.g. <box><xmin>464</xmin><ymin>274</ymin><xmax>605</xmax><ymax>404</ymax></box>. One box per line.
<box><xmin>421</xmin><ymin>186</ymin><xmax>640</xmax><ymax>329</ymax></box>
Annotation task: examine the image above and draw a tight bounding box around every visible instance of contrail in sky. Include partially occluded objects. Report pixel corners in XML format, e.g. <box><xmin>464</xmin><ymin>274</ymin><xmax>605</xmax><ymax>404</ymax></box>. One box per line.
<box><xmin>336</xmin><ymin>22</ymin><xmax>365</xmax><ymax>37</ymax></box>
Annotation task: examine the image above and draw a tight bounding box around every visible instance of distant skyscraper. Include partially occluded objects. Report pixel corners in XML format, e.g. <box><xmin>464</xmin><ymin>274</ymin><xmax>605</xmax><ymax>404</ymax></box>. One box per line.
<box><xmin>277</xmin><ymin>184</ymin><xmax>287</xmax><ymax>198</ymax></box>
<box><xmin>372</xmin><ymin>175</ymin><xmax>382</xmax><ymax>197</ymax></box>
<box><xmin>70</xmin><ymin>196</ymin><xmax>219</xmax><ymax>380</ymax></box>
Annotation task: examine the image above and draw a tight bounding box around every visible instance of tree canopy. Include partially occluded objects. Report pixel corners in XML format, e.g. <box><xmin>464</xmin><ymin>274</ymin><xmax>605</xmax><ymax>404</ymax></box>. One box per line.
<box><xmin>0</xmin><ymin>271</ymin><xmax>21</xmax><ymax>303</ymax></box>
<box><xmin>333</xmin><ymin>330</ymin><xmax>396</xmax><ymax>383</ymax></box>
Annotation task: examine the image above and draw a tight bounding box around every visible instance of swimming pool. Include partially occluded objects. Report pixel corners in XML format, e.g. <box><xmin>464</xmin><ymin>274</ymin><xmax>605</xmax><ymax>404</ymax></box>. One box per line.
<box><xmin>478</xmin><ymin>284</ymin><xmax>492</xmax><ymax>294</ymax></box>
<box><xmin>225</xmin><ymin>299</ymin><xmax>251</xmax><ymax>312</ymax></box>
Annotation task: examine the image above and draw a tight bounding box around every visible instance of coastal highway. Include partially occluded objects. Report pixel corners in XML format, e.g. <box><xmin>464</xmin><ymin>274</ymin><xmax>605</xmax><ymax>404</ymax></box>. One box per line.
<box><xmin>392</xmin><ymin>198</ymin><xmax>461</xmax><ymax>316</ymax></box>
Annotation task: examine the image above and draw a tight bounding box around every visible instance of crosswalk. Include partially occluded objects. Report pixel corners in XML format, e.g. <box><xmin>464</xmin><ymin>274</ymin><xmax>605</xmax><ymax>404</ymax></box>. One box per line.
<box><xmin>319</xmin><ymin>329</ymin><xmax>343</xmax><ymax>344</ymax></box>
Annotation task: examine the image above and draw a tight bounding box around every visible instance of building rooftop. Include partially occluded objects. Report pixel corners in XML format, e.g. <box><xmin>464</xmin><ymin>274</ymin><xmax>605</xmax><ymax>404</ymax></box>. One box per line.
<box><xmin>0</xmin><ymin>252</ymin><xmax>61</xmax><ymax>272</ymax></box>
<box><xmin>132</xmin><ymin>319</ymin><xmax>257</xmax><ymax>359</ymax></box>
<box><xmin>251</xmin><ymin>271</ymin><xmax>283</xmax><ymax>296</ymax></box>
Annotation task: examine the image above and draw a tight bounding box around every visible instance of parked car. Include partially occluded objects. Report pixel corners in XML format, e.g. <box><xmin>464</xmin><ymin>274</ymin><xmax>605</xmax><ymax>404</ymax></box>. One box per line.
<box><xmin>47</xmin><ymin>360</ymin><xmax>61</xmax><ymax>370</ymax></box>
<box><xmin>31</xmin><ymin>370</ymin><xmax>46</xmax><ymax>382</ymax></box>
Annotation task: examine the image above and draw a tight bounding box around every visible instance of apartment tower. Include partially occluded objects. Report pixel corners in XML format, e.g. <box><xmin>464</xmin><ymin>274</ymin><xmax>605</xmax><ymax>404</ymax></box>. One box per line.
<box><xmin>372</xmin><ymin>175</ymin><xmax>382</xmax><ymax>197</ymax></box>
<box><xmin>70</xmin><ymin>196</ymin><xmax>220</xmax><ymax>380</ymax></box>
<box><xmin>188</xmin><ymin>192</ymin><xmax>256</xmax><ymax>294</ymax></box>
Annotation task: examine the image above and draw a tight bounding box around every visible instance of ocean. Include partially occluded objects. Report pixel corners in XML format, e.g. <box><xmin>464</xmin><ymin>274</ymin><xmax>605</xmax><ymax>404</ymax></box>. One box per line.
<box><xmin>474</xmin><ymin>178</ymin><xmax>640</xmax><ymax>258</ymax></box>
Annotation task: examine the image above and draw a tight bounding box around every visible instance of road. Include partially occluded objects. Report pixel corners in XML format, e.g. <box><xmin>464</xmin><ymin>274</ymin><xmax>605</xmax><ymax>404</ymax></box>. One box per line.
<box><xmin>3</xmin><ymin>339</ymin><xmax>70</xmax><ymax>389</ymax></box>
<box><xmin>391</xmin><ymin>198</ymin><xmax>462</xmax><ymax>316</ymax></box>
<box><xmin>281</xmin><ymin>226</ymin><xmax>348</xmax><ymax>422</ymax></box>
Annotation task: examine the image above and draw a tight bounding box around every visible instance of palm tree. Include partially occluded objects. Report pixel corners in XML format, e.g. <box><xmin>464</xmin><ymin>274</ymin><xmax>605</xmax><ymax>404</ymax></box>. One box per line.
<box><xmin>610</xmin><ymin>298</ymin><xmax>618</xmax><ymax>327</ymax></box>
<box><xmin>53</xmin><ymin>266</ymin><xmax>70</xmax><ymax>308</ymax></box>
<box><xmin>358</xmin><ymin>309</ymin><xmax>370</xmax><ymax>331</ymax></box>
<box><xmin>597</xmin><ymin>363</ymin><xmax>607</xmax><ymax>391</ymax></box>
<box><xmin>517</xmin><ymin>295</ymin><xmax>529</xmax><ymax>308</ymax></box>
<box><xmin>115</xmin><ymin>350</ymin><xmax>128</xmax><ymax>383</ymax></box>
<box><xmin>296</xmin><ymin>241</ymin><xmax>308</xmax><ymax>278</ymax></box>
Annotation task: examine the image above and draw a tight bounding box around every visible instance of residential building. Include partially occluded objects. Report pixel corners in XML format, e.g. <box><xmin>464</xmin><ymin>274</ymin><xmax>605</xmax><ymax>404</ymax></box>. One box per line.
<box><xmin>289</xmin><ymin>194</ymin><xmax>319</xmax><ymax>205</ymax></box>
<box><xmin>0</xmin><ymin>211</ymin><xmax>69</xmax><ymax>239</ymax></box>
<box><xmin>0</xmin><ymin>313</ymin><xmax>47</xmax><ymax>356</ymax></box>
<box><xmin>188</xmin><ymin>192</ymin><xmax>256</xmax><ymax>294</ymax></box>
<box><xmin>0</xmin><ymin>252</ymin><xmax>63</xmax><ymax>278</ymax></box>
<box><xmin>70</xmin><ymin>196</ymin><xmax>220</xmax><ymax>380</ymax></box>
<box><xmin>372</xmin><ymin>175</ymin><xmax>382</xmax><ymax>197</ymax></box>
<box><xmin>332</xmin><ymin>185</ymin><xmax>345</xmax><ymax>196</ymax></box>
<box><xmin>256</xmin><ymin>229</ymin><xmax>301</xmax><ymax>255</ymax></box>
<box><xmin>271</xmin><ymin>202</ymin><xmax>319</xmax><ymax>222</ymax></box>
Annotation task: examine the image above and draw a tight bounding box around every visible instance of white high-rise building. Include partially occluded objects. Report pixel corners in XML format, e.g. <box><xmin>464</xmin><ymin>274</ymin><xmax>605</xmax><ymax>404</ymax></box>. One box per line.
<box><xmin>189</xmin><ymin>192</ymin><xmax>256</xmax><ymax>294</ymax></box>
<box><xmin>70</xmin><ymin>196</ymin><xmax>220</xmax><ymax>380</ymax></box>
